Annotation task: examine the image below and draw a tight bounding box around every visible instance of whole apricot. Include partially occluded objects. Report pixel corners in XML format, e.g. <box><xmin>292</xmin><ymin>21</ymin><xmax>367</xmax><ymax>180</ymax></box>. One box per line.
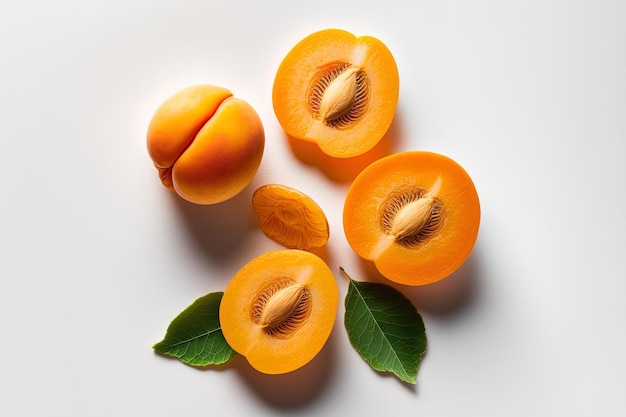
<box><xmin>147</xmin><ymin>84</ymin><xmax>265</xmax><ymax>205</ymax></box>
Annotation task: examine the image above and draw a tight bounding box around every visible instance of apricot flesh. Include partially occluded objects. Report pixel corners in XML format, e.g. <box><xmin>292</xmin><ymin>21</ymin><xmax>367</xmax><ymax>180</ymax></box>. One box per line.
<box><xmin>219</xmin><ymin>250</ymin><xmax>338</xmax><ymax>374</ymax></box>
<box><xmin>272</xmin><ymin>29</ymin><xmax>399</xmax><ymax>158</ymax></box>
<box><xmin>343</xmin><ymin>151</ymin><xmax>480</xmax><ymax>286</ymax></box>
<box><xmin>252</xmin><ymin>184</ymin><xmax>329</xmax><ymax>250</ymax></box>
<box><xmin>147</xmin><ymin>84</ymin><xmax>265</xmax><ymax>205</ymax></box>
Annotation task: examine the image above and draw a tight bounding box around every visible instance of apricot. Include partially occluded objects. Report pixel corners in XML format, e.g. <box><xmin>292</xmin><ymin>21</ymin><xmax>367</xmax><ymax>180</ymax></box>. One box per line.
<box><xmin>147</xmin><ymin>84</ymin><xmax>264</xmax><ymax>205</ymax></box>
<box><xmin>343</xmin><ymin>151</ymin><xmax>480</xmax><ymax>286</ymax></box>
<box><xmin>272</xmin><ymin>29</ymin><xmax>399</xmax><ymax>158</ymax></box>
<box><xmin>252</xmin><ymin>184</ymin><xmax>329</xmax><ymax>250</ymax></box>
<box><xmin>220</xmin><ymin>250</ymin><xmax>338</xmax><ymax>374</ymax></box>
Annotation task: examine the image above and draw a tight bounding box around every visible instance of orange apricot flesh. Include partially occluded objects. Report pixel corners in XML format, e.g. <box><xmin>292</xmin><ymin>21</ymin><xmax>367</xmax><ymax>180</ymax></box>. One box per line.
<box><xmin>343</xmin><ymin>151</ymin><xmax>480</xmax><ymax>286</ymax></box>
<box><xmin>147</xmin><ymin>84</ymin><xmax>264</xmax><ymax>205</ymax></box>
<box><xmin>272</xmin><ymin>29</ymin><xmax>399</xmax><ymax>158</ymax></box>
<box><xmin>219</xmin><ymin>250</ymin><xmax>338</xmax><ymax>374</ymax></box>
<box><xmin>252</xmin><ymin>184</ymin><xmax>329</xmax><ymax>250</ymax></box>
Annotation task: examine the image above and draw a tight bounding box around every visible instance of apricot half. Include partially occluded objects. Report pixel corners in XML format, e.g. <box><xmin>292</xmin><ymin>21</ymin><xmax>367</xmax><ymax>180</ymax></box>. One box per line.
<box><xmin>220</xmin><ymin>250</ymin><xmax>338</xmax><ymax>374</ymax></box>
<box><xmin>252</xmin><ymin>184</ymin><xmax>329</xmax><ymax>250</ymax></box>
<box><xmin>343</xmin><ymin>151</ymin><xmax>480</xmax><ymax>286</ymax></box>
<box><xmin>272</xmin><ymin>29</ymin><xmax>399</xmax><ymax>158</ymax></box>
<box><xmin>147</xmin><ymin>84</ymin><xmax>264</xmax><ymax>205</ymax></box>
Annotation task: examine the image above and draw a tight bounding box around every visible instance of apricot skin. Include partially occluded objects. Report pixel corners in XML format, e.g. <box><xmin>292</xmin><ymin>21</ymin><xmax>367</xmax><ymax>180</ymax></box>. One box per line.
<box><xmin>147</xmin><ymin>85</ymin><xmax>265</xmax><ymax>205</ymax></box>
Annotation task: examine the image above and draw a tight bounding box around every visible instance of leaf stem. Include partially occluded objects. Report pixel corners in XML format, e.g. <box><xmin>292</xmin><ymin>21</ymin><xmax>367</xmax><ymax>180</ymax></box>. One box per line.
<box><xmin>338</xmin><ymin>266</ymin><xmax>354</xmax><ymax>282</ymax></box>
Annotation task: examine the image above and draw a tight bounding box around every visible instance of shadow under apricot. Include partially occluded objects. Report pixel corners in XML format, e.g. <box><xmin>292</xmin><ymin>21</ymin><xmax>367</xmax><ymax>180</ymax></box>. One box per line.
<box><xmin>303</xmin><ymin>244</ymin><xmax>333</xmax><ymax>266</ymax></box>
<box><xmin>170</xmin><ymin>178</ymin><xmax>261</xmax><ymax>268</ymax></box>
<box><xmin>353</xmin><ymin>246</ymin><xmax>482</xmax><ymax>318</ymax></box>
<box><xmin>152</xmin><ymin>319</ymin><xmax>340</xmax><ymax>410</ymax></box>
<box><xmin>406</xmin><ymin>249</ymin><xmax>482</xmax><ymax>317</ymax></box>
<box><xmin>230</xmin><ymin>319</ymin><xmax>341</xmax><ymax>411</ymax></box>
<box><xmin>285</xmin><ymin>108</ymin><xmax>406</xmax><ymax>184</ymax></box>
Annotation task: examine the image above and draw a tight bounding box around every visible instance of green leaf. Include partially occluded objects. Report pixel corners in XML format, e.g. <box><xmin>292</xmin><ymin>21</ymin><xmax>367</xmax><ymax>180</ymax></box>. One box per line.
<box><xmin>153</xmin><ymin>292</ymin><xmax>236</xmax><ymax>367</ymax></box>
<box><xmin>342</xmin><ymin>268</ymin><xmax>427</xmax><ymax>384</ymax></box>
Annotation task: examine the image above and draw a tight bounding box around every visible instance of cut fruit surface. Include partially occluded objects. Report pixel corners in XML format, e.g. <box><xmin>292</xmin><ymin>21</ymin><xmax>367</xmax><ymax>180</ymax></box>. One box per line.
<box><xmin>252</xmin><ymin>184</ymin><xmax>329</xmax><ymax>250</ymax></box>
<box><xmin>272</xmin><ymin>29</ymin><xmax>399</xmax><ymax>158</ymax></box>
<box><xmin>219</xmin><ymin>250</ymin><xmax>338</xmax><ymax>374</ymax></box>
<box><xmin>343</xmin><ymin>151</ymin><xmax>480</xmax><ymax>286</ymax></box>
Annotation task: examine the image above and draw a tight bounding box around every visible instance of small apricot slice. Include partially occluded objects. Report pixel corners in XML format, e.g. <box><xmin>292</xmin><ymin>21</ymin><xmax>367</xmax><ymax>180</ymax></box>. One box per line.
<box><xmin>343</xmin><ymin>151</ymin><xmax>480</xmax><ymax>286</ymax></box>
<box><xmin>272</xmin><ymin>29</ymin><xmax>399</xmax><ymax>158</ymax></box>
<box><xmin>147</xmin><ymin>84</ymin><xmax>265</xmax><ymax>205</ymax></box>
<box><xmin>219</xmin><ymin>250</ymin><xmax>338</xmax><ymax>374</ymax></box>
<box><xmin>252</xmin><ymin>184</ymin><xmax>329</xmax><ymax>250</ymax></box>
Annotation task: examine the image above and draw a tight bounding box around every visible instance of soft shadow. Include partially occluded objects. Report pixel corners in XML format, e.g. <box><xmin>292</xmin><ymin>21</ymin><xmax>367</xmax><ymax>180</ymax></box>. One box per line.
<box><xmin>285</xmin><ymin>109</ymin><xmax>406</xmax><ymax>183</ymax></box>
<box><xmin>363</xmin><ymin>363</ymin><xmax>419</xmax><ymax>393</ymax></box>
<box><xmin>354</xmin><ymin>247</ymin><xmax>482</xmax><ymax>317</ymax></box>
<box><xmin>171</xmin><ymin>179</ymin><xmax>260</xmax><ymax>266</ymax></box>
<box><xmin>406</xmin><ymin>248</ymin><xmax>482</xmax><ymax>317</ymax></box>
<box><xmin>231</xmin><ymin>323</ymin><xmax>340</xmax><ymax>411</ymax></box>
<box><xmin>153</xmin><ymin>350</ymin><xmax>233</xmax><ymax>373</ymax></box>
<box><xmin>305</xmin><ymin>244</ymin><xmax>332</xmax><ymax>266</ymax></box>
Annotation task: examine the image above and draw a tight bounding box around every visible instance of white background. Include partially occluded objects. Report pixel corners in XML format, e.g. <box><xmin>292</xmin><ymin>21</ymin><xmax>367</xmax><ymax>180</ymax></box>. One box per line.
<box><xmin>2</xmin><ymin>1</ymin><xmax>625</xmax><ymax>416</ymax></box>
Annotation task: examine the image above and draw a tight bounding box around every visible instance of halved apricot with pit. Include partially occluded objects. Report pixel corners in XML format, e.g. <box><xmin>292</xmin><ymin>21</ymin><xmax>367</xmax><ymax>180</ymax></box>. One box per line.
<box><xmin>272</xmin><ymin>29</ymin><xmax>399</xmax><ymax>158</ymax></box>
<box><xmin>147</xmin><ymin>84</ymin><xmax>264</xmax><ymax>205</ymax></box>
<box><xmin>219</xmin><ymin>250</ymin><xmax>338</xmax><ymax>374</ymax></box>
<box><xmin>252</xmin><ymin>184</ymin><xmax>329</xmax><ymax>250</ymax></box>
<box><xmin>343</xmin><ymin>151</ymin><xmax>480</xmax><ymax>286</ymax></box>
